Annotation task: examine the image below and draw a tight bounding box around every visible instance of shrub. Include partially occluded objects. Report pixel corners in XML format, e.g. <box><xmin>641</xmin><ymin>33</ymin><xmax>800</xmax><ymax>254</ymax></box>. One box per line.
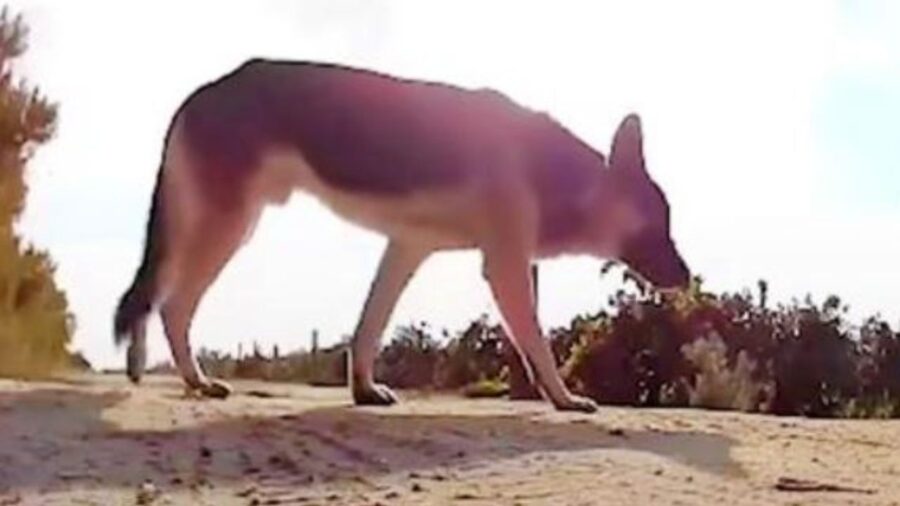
<box><xmin>375</xmin><ymin>322</ymin><xmax>442</xmax><ymax>389</ymax></box>
<box><xmin>165</xmin><ymin>269</ymin><xmax>900</xmax><ymax>420</ymax></box>
<box><xmin>0</xmin><ymin>10</ymin><xmax>73</xmax><ymax>378</ymax></box>
<box><xmin>681</xmin><ymin>333</ymin><xmax>772</xmax><ymax>412</ymax></box>
<box><xmin>857</xmin><ymin>317</ymin><xmax>900</xmax><ymax>403</ymax></box>
<box><xmin>561</xmin><ymin>270</ymin><xmax>899</xmax><ymax>418</ymax></box>
<box><xmin>193</xmin><ymin>341</ymin><xmax>348</xmax><ymax>386</ymax></box>
<box><xmin>562</xmin><ymin>288</ymin><xmax>693</xmax><ymax>407</ymax></box>
<box><xmin>433</xmin><ymin>315</ymin><xmax>507</xmax><ymax>389</ymax></box>
<box><xmin>766</xmin><ymin>296</ymin><xmax>859</xmax><ymax>417</ymax></box>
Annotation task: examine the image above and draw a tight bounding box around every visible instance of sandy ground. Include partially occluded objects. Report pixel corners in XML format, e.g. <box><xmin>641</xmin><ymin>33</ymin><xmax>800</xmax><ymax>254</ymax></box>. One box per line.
<box><xmin>0</xmin><ymin>375</ymin><xmax>898</xmax><ymax>505</ymax></box>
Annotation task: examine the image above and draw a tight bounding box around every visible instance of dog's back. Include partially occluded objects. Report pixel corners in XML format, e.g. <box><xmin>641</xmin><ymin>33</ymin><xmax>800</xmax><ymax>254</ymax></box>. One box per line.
<box><xmin>179</xmin><ymin>61</ymin><xmax>531</xmax><ymax>199</ymax></box>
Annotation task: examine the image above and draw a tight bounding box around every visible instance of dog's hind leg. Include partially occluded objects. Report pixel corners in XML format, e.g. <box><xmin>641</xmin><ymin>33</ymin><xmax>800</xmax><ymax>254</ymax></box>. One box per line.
<box><xmin>158</xmin><ymin>202</ymin><xmax>259</xmax><ymax>398</ymax></box>
<box><xmin>351</xmin><ymin>241</ymin><xmax>429</xmax><ymax>405</ymax></box>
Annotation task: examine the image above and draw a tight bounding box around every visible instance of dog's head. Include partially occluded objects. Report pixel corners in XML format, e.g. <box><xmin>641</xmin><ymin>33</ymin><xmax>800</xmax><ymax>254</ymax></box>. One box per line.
<box><xmin>601</xmin><ymin>114</ymin><xmax>690</xmax><ymax>289</ymax></box>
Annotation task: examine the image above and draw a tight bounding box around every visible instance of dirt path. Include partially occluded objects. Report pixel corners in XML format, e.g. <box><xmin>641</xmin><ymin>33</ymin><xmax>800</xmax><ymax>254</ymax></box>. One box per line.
<box><xmin>0</xmin><ymin>375</ymin><xmax>897</xmax><ymax>505</ymax></box>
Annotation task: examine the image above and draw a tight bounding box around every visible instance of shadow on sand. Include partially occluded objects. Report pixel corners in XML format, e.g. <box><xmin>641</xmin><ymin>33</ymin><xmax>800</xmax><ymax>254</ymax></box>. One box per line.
<box><xmin>0</xmin><ymin>383</ymin><xmax>742</xmax><ymax>500</ymax></box>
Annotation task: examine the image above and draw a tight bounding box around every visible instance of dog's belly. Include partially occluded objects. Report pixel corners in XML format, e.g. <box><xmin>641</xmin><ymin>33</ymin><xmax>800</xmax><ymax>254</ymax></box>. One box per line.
<box><xmin>254</xmin><ymin>149</ymin><xmax>480</xmax><ymax>249</ymax></box>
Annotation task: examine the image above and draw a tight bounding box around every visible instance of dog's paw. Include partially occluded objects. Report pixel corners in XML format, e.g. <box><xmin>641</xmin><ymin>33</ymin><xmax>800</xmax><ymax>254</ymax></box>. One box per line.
<box><xmin>198</xmin><ymin>379</ymin><xmax>233</xmax><ymax>400</ymax></box>
<box><xmin>553</xmin><ymin>394</ymin><xmax>598</xmax><ymax>414</ymax></box>
<box><xmin>353</xmin><ymin>383</ymin><xmax>399</xmax><ymax>406</ymax></box>
<box><xmin>126</xmin><ymin>340</ymin><xmax>146</xmax><ymax>385</ymax></box>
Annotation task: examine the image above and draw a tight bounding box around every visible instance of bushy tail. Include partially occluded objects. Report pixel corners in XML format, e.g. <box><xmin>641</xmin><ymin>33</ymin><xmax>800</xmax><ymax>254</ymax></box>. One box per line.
<box><xmin>114</xmin><ymin>167</ymin><xmax>168</xmax><ymax>381</ymax></box>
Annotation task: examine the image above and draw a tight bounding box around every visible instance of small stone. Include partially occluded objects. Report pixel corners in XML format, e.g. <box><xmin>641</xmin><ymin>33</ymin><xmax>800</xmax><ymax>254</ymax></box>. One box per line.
<box><xmin>136</xmin><ymin>480</ymin><xmax>161</xmax><ymax>505</ymax></box>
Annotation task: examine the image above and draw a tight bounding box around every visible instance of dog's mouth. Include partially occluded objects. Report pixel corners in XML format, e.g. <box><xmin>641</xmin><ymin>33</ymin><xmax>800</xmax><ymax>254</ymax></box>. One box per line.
<box><xmin>619</xmin><ymin>235</ymin><xmax>691</xmax><ymax>291</ymax></box>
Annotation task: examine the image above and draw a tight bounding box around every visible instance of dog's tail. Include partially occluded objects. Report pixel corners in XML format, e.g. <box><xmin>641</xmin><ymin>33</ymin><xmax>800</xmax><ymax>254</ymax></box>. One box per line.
<box><xmin>114</xmin><ymin>166</ymin><xmax>168</xmax><ymax>383</ymax></box>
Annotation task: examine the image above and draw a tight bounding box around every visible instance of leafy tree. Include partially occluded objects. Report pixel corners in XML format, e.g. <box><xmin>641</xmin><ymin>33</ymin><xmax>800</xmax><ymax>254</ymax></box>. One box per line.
<box><xmin>0</xmin><ymin>9</ymin><xmax>73</xmax><ymax>377</ymax></box>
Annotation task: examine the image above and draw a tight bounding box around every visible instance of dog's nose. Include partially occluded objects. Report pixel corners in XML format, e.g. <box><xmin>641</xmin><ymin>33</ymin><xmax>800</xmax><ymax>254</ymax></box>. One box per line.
<box><xmin>659</xmin><ymin>260</ymin><xmax>691</xmax><ymax>291</ymax></box>
<box><xmin>677</xmin><ymin>266</ymin><xmax>691</xmax><ymax>288</ymax></box>
<box><xmin>673</xmin><ymin>265</ymin><xmax>691</xmax><ymax>289</ymax></box>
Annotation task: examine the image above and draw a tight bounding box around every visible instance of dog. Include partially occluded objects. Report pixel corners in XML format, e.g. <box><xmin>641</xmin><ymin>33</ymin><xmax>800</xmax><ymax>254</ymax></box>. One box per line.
<box><xmin>114</xmin><ymin>59</ymin><xmax>690</xmax><ymax>412</ymax></box>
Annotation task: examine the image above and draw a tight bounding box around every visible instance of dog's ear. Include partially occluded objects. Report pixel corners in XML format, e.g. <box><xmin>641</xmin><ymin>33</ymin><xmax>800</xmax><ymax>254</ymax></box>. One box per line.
<box><xmin>610</xmin><ymin>113</ymin><xmax>646</xmax><ymax>174</ymax></box>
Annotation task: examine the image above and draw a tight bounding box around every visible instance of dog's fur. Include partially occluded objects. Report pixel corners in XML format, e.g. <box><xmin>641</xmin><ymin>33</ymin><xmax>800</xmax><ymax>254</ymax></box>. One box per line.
<box><xmin>115</xmin><ymin>59</ymin><xmax>689</xmax><ymax>411</ymax></box>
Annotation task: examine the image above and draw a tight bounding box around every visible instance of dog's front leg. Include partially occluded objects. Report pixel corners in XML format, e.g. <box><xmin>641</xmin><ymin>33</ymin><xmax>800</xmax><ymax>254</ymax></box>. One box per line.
<box><xmin>350</xmin><ymin>241</ymin><xmax>429</xmax><ymax>405</ymax></box>
<box><xmin>483</xmin><ymin>247</ymin><xmax>597</xmax><ymax>413</ymax></box>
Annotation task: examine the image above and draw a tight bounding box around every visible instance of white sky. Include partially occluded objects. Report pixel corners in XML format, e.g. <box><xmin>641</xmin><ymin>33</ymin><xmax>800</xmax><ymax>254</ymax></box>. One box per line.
<box><xmin>6</xmin><ymin>0</ymin><xmax>900</xmax><ymax>369</ymax></box>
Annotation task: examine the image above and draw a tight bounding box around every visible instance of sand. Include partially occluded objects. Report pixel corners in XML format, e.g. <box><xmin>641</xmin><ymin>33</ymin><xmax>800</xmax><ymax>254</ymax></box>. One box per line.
<box><xmin>0</xmin><ymin>374</ymin><xmax>897</xmax><ymax>505</ymax></box>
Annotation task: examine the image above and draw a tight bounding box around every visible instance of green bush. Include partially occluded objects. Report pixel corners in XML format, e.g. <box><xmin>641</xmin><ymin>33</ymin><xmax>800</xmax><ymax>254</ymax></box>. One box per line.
<box><xmin>0</xmin><ymin>10</ymin><xmax>73</xmax><ymax>378</ymax></box>
<box><xmin>433</xmin><ymin>315</ymin><xmax>507</xmax><ymax>389</ymax></box>
<box><xmin>375</xmin><ymin>322</ymin><xmax>443</xmax><ymax>389</ymax></box>
<box><xmin>561</xmin><ymin>287</ymin><xmax>695</xmax><ymax>406</ymax></box>
<box><xmin>561</xmin><ymin>270</ymin><xmax>899</xmax><ymax>418</ymax></box>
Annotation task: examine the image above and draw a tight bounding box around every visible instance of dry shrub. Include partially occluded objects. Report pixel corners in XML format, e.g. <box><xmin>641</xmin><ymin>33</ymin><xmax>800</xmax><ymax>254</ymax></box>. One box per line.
<box><xmin>0</xmin><ymin>11</ymin><xmax>72</xmax><ymax>379</ymax></box>
<box><xmin>194</xmin><ymin>343</ymin><xmax>348</xmax><ymax>386</ymax></box>
<box><xmin>681</xmin><ymin>333</ymin><xmax>772</xmax><ymax>412</ymax></box>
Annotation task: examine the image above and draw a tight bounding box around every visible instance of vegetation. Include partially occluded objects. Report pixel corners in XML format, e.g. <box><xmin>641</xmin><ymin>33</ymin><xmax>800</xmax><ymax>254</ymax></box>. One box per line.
<box><xmin>563</xmin><ymin>272</ymin><xmax>900</xmax><ymax>418</ymax></box>
<box><xmin>189</xmin><ymin>340</ymin><xmax>348</xmax><ymax>386</ymax></box>
<box><xmin>190</xmin><ymin>271</ymin><xmax>900</xmax><ymax>419</ymax></box>
<box><xmin>0</xmin><ymin>9</ymin><xmax>73</xmax><ymax>378</ymax></box>
<box><xmin>189</xmin><ymin>317</ymin><xmax>513</xmax><ymax>393</ymax></box>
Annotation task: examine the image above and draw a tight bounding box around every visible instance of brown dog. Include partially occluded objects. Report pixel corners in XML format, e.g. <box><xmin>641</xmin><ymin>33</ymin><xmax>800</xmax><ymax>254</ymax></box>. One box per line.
<box><xmin>115</xmin><ymin>59</ymin><xmax>690</xmax><ymax>412</ymax></box>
